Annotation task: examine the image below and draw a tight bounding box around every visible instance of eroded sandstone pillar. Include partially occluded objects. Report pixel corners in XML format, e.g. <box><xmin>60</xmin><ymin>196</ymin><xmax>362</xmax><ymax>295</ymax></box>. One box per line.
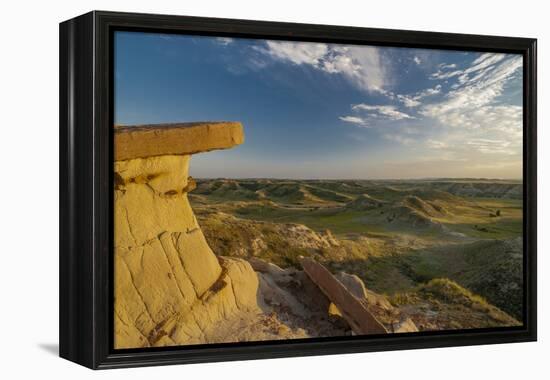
<box><xmin>113</xmin><ymin>122</ymin><xmax>257</xmax><ymax>349</ymax></box>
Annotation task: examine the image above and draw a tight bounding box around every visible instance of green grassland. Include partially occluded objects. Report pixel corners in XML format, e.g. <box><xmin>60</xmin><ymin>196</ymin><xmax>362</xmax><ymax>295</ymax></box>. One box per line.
<box><xmin>190</xmin><ymin>178</ymin><xmax>524</xmax><ymax>327</ymax></box>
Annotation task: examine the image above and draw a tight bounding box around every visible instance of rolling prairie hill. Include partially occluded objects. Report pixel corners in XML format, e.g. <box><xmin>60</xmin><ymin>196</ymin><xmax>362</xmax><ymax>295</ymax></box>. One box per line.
<box><xmin>189</xmin><ymin>178</ymin><xmax>523</xmax><ymax>330</ymax></box>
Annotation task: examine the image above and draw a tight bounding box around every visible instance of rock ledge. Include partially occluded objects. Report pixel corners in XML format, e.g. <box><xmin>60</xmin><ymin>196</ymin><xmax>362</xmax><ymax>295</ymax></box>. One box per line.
<box><xmin>114</xmin><ymin>121</ymin><xmax>244</xmax><ymax>161</ymax></box>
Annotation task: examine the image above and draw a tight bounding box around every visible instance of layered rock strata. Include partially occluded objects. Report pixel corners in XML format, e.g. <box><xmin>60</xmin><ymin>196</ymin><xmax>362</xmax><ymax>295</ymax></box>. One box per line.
<box><xmin>114</xmin><ymin>122</ymin><xmax>263</xmax><ymax>348</ymax></box>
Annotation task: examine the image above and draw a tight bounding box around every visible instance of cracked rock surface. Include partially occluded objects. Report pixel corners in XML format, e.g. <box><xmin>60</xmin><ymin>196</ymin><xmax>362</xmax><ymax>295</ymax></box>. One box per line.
<box><xmin>114</xmin><ymin>123</ymin><xmax>314</xmax><ymax>348</ymax></box>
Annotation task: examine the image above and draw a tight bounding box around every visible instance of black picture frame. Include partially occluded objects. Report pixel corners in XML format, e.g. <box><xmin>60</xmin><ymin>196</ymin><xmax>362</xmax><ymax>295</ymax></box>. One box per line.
<box><xmin>59</xmin><ymin>10</ymin><xmax>537</xmax><ymax>369</ymax></box>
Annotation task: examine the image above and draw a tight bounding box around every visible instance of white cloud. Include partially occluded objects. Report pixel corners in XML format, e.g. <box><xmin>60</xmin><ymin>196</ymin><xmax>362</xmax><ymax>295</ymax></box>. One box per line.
<box><xmin>396</xmin><ymin>95</ymin><xmax>421</xmax><ymax>108</ymax></box>
<box><xmin>466</xmin><ymin>138</ymin><xmax>515</xmax><ymax>155</ymax></box>
<box><xmin>252</xmin><ymin>42</ymin><xmax>522</xmax><ymax>169</ymax></box>
<box><xmin>340</xmin><ymin>102</ymin><xmax>414</xmax><ymax>131</ymax></box>
<box><xmin>395</xmin><ymin>84</ymin><xmax>442</xmax><ymax>108</ymax></box>
<box><xmin>254</xmin><ymin>41</ymin><xmax>388</xmax><ymax>93</ymax></box>
<box><xmin>379</xmin><ymin>89</ymin><xmax>396</xmax><ymax>100</ymax></box>
<box><xmin>422</xmin><ymin>55</ymin><xmax>522</xmax><ymax>126</ymax></box>
<box><xmin>383</xmin><ymin>134</ymin><xmax>415</xmax><ymax>145</ymax></box>
<box><xmin>361</xmin><ymin>52</ymin><xmax>522</xmax><ymax>164</ymax></box>
<box><xmin>339</xmin><ymin>115</ymin><xmax>369</xmax><ymax>127</ymax></box>
<box><xmin>328</xmin><ymin>46</ymin><xmax>388</xmax><ymax>93</ymax></box>
<box><xmin>430</xmin><ymin>53</ymin><xmax>517</xmax><ymax>85</ymax></box>
<box><xmin>426</xmin><ymin>139</ymin><xmax>448</xmax><ymax>149</ymax></box>
<box><xmin>352</xmin><ymin>104</ymin><xmax>414</xmax><ymax>120</ymax></box>
<box><xmin>420</xmin><ymin>84</ymin><xmax>442</xmax><ymax>96</ymax></box>
<box><xmin>439</xmin><ymin>63</ymin><xmax>457</xmax><ymax>69</ymax></box>
<box><xmin>215</xmin><ymin>37</ymin><xmax>234</xmax><ymax>46</ymax></box>
<box><xmin>415</xmin><ymin>53</ymin><xmax>523</xmax><ymax>162</ymax></box>
<box><xmin>430</xmin><ymin>69</ymin><xmax>462</xmax><ymax>80</ymax></box>
<box><xmin>258</xmin><ymin>41</ymin><xmax>328</xmax><ymax>66</ymax></box>
<box><xmin>467</xmin><ymin>53</ymin><xmax>506</xmax><ymax>74</ymax></box>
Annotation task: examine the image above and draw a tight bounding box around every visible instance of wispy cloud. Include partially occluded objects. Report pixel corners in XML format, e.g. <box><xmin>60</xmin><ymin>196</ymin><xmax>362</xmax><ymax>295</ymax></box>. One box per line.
<box><xmin>253</xmin><ymin>41</ymin><xmax>389</xmax><ymax>93</ymax></box>
<box><xmin>383</xmin><ymin>133</ymin><xmax>415</xmax><ymax>145</ymax></box>
<box><xmin>422</xmin><ymin>54</ymin><xmax>522</xmax><ymax>130</ymax></box>
<box><xmin>352</xmin><ymin>104</ymin><xmax>414</xmax><ymax>120</ymax></box>
<box><xmin>466</xmin><ymin>138</ymin><xmax>515</xmax><ymax>155</ymax></box>
<box><xmin>339</xmin><ymin>115</ymin><xmax>369</xmax><ymax>127</ymax></box>
<box><xmin>215</xmin><ymin>37</ymin><xmax>234</xmax><ymax>46</ymax></box>
<box><xmin>341</xmin><ymin>51</ymin><xmax>522</xmax><ymax>169</ymax></box>
<box><xmin>396</xmin><ymin>95</ymin><xmax>421</xmax><ymax>108</ymax></box>
<box><xmin>426</xmin><ymin>139</ymin><xmax>448</xmax><ymax>149</ymax></box>
<box><xmin>219</xmin><ymin>39</ymin><xmax>522</xmax><ymax>175</ymax></box>
<box><xmin>256</xmin><ymin>41</ymin><xmax>327</xmax><ymax>65</ymax></box>
<box><xmin>416</xmin><ymin>53</ymin><xmax>523</xmax><ymax>163</ymax></box>
<box><xmin>430</xmin><ymin>69</ymin><xmax>462</xmax><ymax>80</ymax></box>
<box><xmin>340</xmin><ymin>102</ymin><xmax>414</xmax><ymax>133</ymax></box>
<box><xmin>396</xmin><ymin>84</ymin><xmax>442</xmax><ymax>108</ymax></box>
<box><xmin>439</xmin><ymin>63</ymin><xmax>457</xmax><ymax>70</ymax></box>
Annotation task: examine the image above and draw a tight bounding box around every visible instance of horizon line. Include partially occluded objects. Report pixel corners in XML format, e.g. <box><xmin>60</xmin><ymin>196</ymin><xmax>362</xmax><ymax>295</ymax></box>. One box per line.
<box><xmin>190</xmin><ymin>176</ymin><xmax>523</xmax><ymax>182</ymax></box>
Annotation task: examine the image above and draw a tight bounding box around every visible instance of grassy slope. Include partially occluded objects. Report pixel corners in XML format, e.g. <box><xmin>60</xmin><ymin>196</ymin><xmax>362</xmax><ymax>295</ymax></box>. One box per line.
<box><xmin>399</xmin><ymin>238</ymin><xmax>523</xmax><ymax>319</ymax></box>
<box><xmin>389</xmin><ymin>278</ymin><xmax>519</xmax><ymax>330</ymax></box>
<box><xmin>190</xmin><ymin>178</ymin><xmax>524</xmax><ymax>328</ymax></box>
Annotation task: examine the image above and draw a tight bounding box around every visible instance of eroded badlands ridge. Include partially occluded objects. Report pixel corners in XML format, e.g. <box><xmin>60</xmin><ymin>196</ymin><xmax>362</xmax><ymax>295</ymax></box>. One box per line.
<box><xmin>114</xmin><ymin>122</ymin><xmax>414</xmax><ymax>349</ymax></box>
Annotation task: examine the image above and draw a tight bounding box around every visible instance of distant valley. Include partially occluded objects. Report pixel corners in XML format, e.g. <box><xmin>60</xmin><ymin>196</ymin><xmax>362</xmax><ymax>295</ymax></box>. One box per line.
<box><xmin>190</xmin><ymin>178</ymin><xmax>523</xmax><ymax>330</ymax></box>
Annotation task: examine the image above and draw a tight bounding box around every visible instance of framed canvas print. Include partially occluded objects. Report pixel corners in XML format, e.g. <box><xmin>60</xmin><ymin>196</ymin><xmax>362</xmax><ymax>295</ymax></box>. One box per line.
<box><xmin>59</xmin><ymin>11</ymin><xmax>537</xmax><ymax>369</ymax></box>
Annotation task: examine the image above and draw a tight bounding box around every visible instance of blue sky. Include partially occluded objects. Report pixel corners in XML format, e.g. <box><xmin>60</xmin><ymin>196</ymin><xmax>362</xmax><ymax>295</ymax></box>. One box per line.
<box><xmin>114</xmin><ymin>32</ymin><xmax>523</xmax><ymax>179</ymax></box>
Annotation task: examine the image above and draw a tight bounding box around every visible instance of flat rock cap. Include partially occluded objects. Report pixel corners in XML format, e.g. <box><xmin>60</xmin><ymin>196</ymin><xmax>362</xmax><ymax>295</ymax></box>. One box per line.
<box><xmin>114</xmin><ymin>121</ymin><xmax>244</xmax><ymax>161</ymax></box>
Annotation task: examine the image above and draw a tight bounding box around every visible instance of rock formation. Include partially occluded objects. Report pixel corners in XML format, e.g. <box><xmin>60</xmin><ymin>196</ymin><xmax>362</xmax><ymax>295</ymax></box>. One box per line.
<box><xmin>114</xmin><ymin>122</ymin><xmax>264</xmax><ymax>348</ymax></box>
<box><xmin>299</xmin><ymin>257</ymin><xmax>388</xmax><ymax>335</ymax></box>
<box><xmin>114</xmin><ymin>122</ymin><xmax>244</xmax><ymax>161</ymax></box>
<box><xmin>114</xmin><ymin>122</ymin><xmax>418</xmax><ymax>349</ymax></box>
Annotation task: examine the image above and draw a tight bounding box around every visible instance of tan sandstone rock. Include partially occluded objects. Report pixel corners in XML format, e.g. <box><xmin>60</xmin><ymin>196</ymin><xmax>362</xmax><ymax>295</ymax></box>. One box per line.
<box><xmin>333</xmin><ymin>271</ymin><xmax>419</xmax><ymax>333</ymax></box>
<box><xmin>114</xmin><ymin>122</ymin><xmax>256</xmax><ymax>349</ymax></box>
<box><xmin>299</xmin><ymin>257</ymin><xmax>388</xmax><ymax>335</ymax></box>
<box><xmin>114</xmin><ymin>122</ymin><xmax>244</xmax><ymax>161</ymax></box>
